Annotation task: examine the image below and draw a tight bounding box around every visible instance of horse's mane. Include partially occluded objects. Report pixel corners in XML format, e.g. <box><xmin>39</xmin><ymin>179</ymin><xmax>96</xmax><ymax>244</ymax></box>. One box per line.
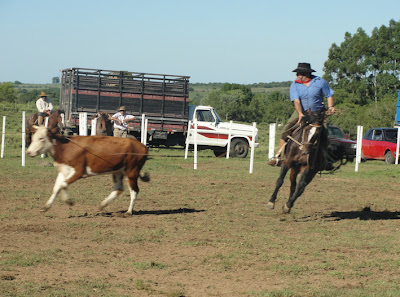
<box><xmin>300</xmin><ymin>110</ymin><xmax>326</xmax><ymax>125</ymax></box>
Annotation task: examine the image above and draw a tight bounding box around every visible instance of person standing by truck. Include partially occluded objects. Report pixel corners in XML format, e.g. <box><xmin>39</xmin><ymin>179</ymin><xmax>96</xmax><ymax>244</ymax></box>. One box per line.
<box><xmin>110</xmin><ymin>106</ymin><xmax>136</xmax><ymax>138</ymax></box>
<box><xmin>36</xmin><ymin>91</ymin><xmax>53</xmax><ymax>126</ymax></box>
<box><xmin>268</xmin><ymin>62</ymin><xmax>336</xmax><ymax>167</ymax></box>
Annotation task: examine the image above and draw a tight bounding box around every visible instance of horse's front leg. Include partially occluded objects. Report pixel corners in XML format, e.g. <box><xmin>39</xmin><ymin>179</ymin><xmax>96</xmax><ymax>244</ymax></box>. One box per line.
<box><xmin>267</xmin><ymin>164</ymin><xmax>289</xmax><ymax>210</ymax></box>
<box><xmin>289</xmin><ymin>166</ymin><xmax>300</xmax><ymax>198</ymax></box>
<box><xmin>283</xmin><ymin>167</ymin><xmax>318</xmax><ymax>214</ymax></box>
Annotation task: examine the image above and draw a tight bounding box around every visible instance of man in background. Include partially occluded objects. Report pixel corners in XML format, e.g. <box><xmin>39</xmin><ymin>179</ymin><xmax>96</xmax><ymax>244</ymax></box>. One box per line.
<box><xmin>110</xmin><ymin>106</ymin><xmax>136</xmax><ymax>138</ymax></box>
<box><xmin>36</xmin><ymin>91</ymin><xmax>53</xmax><ymax>126</ymax></box>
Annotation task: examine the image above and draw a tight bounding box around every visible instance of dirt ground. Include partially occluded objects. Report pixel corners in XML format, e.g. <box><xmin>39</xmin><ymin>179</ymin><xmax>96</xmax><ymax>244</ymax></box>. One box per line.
<box><xmin>1</xmin><ymin>156</ymin><xmax>400</xmax><ymax>296</ymax></box>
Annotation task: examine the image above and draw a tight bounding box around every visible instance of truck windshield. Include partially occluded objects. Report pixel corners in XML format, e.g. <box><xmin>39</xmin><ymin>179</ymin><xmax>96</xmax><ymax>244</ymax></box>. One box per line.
<box><xmin>196</xmin><ymin>110</ymin><xmax>215</xmax><ymax>122</ymax></box>
<box><xmin>328</xmin><ymin>127</ymin><xmax>346</xmax><ymax>139</ymax></box>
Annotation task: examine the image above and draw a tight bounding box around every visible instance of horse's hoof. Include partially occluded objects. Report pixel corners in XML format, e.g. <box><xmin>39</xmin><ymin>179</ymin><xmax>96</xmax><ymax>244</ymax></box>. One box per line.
<box><xmin>282</xmin><ymin>203</ymin><xmax>291</xmax><ymax>214</ymax></box>
<box><xmin>40</xmin><ymin>206</ymin><xmax>50</xmax><ymax>213</ymax></box>
<box><xmin>266</xmin><ymin>202</ymin><xmax>275</xmax><ymax>210</ymax></box>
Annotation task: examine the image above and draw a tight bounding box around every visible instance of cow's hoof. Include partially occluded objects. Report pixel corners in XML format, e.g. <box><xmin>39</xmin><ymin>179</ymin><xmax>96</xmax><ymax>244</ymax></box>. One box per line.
<box><xmin>40</xmin><ymin>206</ymin><xmax>50</xmax><ymax>212</ymax></box>
<box><xmin>282</xmin><ymin>203</ymin><xmax>291</xmax><ymax>214</ymax></box>
<box><xmin>65</xmin><ymin>200</ymin><xmax>74</xmax><ymax>206</ymax></box>
<box><xmin>266</xmin><ymin>202</ymin><xmax>275</xmax><ymax>210</ymax></box>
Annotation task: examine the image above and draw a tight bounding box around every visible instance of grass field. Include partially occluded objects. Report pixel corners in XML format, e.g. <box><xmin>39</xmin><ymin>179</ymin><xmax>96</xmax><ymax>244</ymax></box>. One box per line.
<box><xmin>1</xmin><ymin>108</ymin><xmax>400</xmax><ymax>296</ymax></box>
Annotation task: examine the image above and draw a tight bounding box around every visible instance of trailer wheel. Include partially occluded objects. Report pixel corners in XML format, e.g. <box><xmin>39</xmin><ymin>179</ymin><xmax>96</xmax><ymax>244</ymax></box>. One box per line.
<box><xmin>230</xmin><ymin>138</ymin><xmax>249</xmax><ymax>158</ymax></box>
<box><xmin>385</xmin><ymin>151</ymin><xmax>395</xmax><ymax>164</ymax></box>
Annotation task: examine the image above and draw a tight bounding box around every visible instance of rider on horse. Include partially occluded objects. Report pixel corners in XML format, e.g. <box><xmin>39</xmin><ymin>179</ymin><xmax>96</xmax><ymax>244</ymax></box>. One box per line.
<box><xmin>36</xmin><ymin>91</ymin><xmax>53</xmax><ymax>126</ymax></box>
<box><xmin>268</xmin><ymin>63</ymin><xmax>336</xmax><ymax>169</ymax></box>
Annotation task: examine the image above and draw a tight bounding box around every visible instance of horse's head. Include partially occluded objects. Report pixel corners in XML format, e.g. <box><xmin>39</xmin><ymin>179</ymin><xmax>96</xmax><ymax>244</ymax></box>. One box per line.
<box><xmin>48</xmin><ymin>109</ymin><xmax>65</xmax><ymax>129</ymax></box>
<box><xmin>93</xmin><ymin>112</ymin><xmax>113</xmax><ymax>136</ymax></box>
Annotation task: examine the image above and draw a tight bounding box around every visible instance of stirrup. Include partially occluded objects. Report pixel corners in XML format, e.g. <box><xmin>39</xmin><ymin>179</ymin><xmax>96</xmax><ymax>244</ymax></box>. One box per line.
<box><xmin>268</xmin><ymin>157</ymin><xmax>282</xmax><ymax>167</ymax></box>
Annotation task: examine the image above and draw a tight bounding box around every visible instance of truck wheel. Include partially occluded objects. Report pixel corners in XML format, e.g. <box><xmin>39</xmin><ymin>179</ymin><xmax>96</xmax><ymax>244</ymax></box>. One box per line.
<box><xmin>385</xmin><ymin>151</ymin><xmax>395</xmax><ymax>164</ymax></box>
<box><xmin>230</xmin><ymin>138</ymin><xmax>249</xmax><ymax>158</ymax></box>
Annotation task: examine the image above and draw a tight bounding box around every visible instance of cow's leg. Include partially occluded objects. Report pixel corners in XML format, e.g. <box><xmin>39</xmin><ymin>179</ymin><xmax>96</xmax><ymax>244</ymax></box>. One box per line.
<box><xmin>42</xmin><ymin>166</ymin><xmax>80</xmax><ymax>212</ymax></box>
<box><xmin>126</xmin><ymin>171</ymin><xmax>140</xmax><ymax>215</ymax></box>
<box><xmin>60</xmin><ymin>189</ymin><xmax>74</xmax><ymax>206</ymax></box>
<box><xmin>283</xmin><ymin>168</ymin><xmax>318</xmax><ymax>214</ymax></box>
<box><xmin>267</xmin><ymin>164</ymin><xmax>289</xmax><ymax>210</ymax></box>
<box><xmin>100</xmin><ymin>172</ymin><xmax>124</xmax><ymax>211</ymax></box>
<box><xmin>42</xmin><ymin>173</ymin><xmax>64</xmax><ymax>211</ymax></box>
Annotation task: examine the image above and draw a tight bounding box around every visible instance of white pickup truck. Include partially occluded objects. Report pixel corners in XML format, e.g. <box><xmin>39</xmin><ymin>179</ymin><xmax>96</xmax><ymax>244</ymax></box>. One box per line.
<box><xmin>186</xmin><ymin>105</ymin><xmax>258</xmax><ymax>158</ymax></box>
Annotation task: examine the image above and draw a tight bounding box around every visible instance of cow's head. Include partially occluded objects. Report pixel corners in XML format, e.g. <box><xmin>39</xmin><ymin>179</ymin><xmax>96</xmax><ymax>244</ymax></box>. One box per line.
<box><xmin>26</xmin><ymin>126</ymin><xmax>55</xmax><ymax>157</ymax></box>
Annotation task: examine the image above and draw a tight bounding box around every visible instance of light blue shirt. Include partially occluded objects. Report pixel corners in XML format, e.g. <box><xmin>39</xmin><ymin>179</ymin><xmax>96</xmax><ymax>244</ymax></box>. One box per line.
<box><xmin>289</xmin><ymin>76</ymin><xmax>334</xmax><ymax>112</ymax></box>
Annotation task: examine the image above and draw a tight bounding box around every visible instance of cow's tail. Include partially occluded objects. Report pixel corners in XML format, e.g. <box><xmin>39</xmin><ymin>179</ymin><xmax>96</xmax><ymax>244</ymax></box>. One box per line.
<box><xmin>140</xmin><ymin>172</ymin><xmax>150</xmax><ymax>182</ymax></box>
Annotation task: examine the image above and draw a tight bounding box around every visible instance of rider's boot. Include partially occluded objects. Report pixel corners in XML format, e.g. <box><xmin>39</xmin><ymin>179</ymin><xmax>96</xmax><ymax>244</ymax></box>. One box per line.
<box><xmin>38</xmin><ymin>116</ymin><xmax>44</xmax><ymax>126</ymax></box>
<box><xmin>268</xmin><ymin>139</ymin><xmax>286</xmax><ymax>167</ymax></box>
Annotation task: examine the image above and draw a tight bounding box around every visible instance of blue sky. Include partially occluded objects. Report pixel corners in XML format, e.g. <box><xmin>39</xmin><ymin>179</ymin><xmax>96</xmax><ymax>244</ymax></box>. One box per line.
<box><xmin>1</xmin><ymin>0</ymin><xmax>399</xmax><ymax>84</ymax></box>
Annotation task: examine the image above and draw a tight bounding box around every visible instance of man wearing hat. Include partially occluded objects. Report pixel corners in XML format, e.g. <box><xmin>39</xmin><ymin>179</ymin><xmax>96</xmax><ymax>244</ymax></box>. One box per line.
<box><xmin>36</xmin><ymin>91</ymin><xmax>53</xmax><ymax>126</ymax></box>
<box><xmin>110</xmin><ymin>106</ymin><xmax>136</xmax><ymax>138</ymax></box>
<box><xmin>268</xmin><ymin>62</ymin><xmax>335</xmax><ymax>167</ymax></box>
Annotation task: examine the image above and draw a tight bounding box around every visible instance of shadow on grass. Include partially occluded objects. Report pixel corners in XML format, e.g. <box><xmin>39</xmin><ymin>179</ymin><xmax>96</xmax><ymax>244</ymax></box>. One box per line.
<box><xmin>294</xmin><ymin>207</ymin><xmax>400</xmax><ymax>222</ymax></box>
<box><xmin>321</xmin><ymin>207</ymin><xmax>400</xmax><ymax>221</ymax></box>
<box><xmin>96</xmin><ymin>208</ymin><xmax>205</xmax><ymax>217</ymax></box>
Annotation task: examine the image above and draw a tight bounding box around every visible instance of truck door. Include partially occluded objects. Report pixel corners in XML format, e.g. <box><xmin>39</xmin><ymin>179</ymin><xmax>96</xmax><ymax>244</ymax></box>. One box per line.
<box><xmin>193</xmin><ymin>109</ymin><xmax>219</xmax><ymax>145</ymax></box>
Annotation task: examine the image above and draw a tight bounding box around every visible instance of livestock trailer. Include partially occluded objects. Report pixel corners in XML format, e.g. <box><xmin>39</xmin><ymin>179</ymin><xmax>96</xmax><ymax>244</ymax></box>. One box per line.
<box><xmin>60</xmin><ymin>67</ymin><xmax>190</xmax><ymax>137</ymax></box>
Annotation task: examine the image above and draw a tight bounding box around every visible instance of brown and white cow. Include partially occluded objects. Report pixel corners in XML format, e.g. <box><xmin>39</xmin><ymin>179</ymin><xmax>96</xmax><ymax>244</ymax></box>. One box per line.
<box><xmin>26</xmin><ymin>126</ymin><xmax>149</xmax><ymax>214</ymax></box>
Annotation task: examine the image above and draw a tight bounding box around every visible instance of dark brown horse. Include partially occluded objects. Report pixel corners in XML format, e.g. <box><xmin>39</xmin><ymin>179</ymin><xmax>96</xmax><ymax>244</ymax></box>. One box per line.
<box><xmin>26</xmin><ymin>109</ymin><xmax>65</xmax><ymax>146</ymax></box>
<box><xmin>92</xmin><ymin>112</ymin><xmax>113</xmax><ymax>136</ymax></box>
<box><xmin>267</xmin><ymin>111</ymin><xmax>348</xmax><ymax>214</ymax></box>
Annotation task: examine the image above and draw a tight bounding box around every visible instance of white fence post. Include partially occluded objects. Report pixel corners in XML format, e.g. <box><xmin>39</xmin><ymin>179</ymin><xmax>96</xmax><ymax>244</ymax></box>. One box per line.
<box><xmin>1</xmin><ymin>116</ymin><xmax>6</xmax><ymax>159</ymax></box>
<box><xmin>249</xmin><ymin>122</ymin><xmax>257</xmax><ymax>174</ymax></box>
<box><xmin>226</xmin><ymin>120</ymin><xmax>233</xmax><ymax>159</ymax></box>
<box><xmin>268</xmin><ymin>123</ymin><xmax>276</xmax><ymax>160</ymax></box>
<box><xmin>143</xmin><ymin>118</ymin><xmax>148</xmax><ymax>146</ymax></box>
<box><xmin>355</xmin><ymin>125</ymin><xmax>363</xmax><ymax>172</ymax></box>
<box><xmin>396</xmin><ymin>127</ymin><xmax>400</xmax><ymax>165</ymax></box>
<box><xmin>141</xmin><ymin>114</ymin><xmax>145</xmax><ymax>144</ymax></box>
<box><xmin>91</xmin><ymin>118</ymin><xmax>97</xmax><ymax>135</ymax></box>
<box><xmin>61</xmin><ymin>113</ymin><xmax>65</xmax><ymax>126</ymax></box>
<box><xmin>22</xmin><ymin>112</ymin><xmax>26</xmax><ymax>166</ymax></box>
<box><xmin>79</xmin><ymin>112</ymin><xmax>88</xmax><ymax>136</ymax></box>
<box><xmin>184</xmin><ymin>120</ymin><xmax>192</xmax><ymax>160</ymax></box>
<box><xmin>194</xmin><ymin>119</ymin><xmax>198</xmax><ymax>170</ymax></box>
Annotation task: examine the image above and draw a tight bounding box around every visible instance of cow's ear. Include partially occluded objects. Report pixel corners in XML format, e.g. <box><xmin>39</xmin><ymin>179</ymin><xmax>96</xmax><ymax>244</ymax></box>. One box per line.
<box><xmin>32</xmin><ymin>125</ymin><xmax>39</xmax><ymax>131</ymax></box>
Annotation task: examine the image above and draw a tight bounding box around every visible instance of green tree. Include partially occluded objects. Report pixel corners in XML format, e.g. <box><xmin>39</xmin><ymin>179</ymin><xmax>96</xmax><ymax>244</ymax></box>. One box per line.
<box><xmin>324</xmin><ymin>19</ymin><xmax>400</xmax><ymax>107</ymax></box>
<box><xmin>0</xmin><ymin>82</ymin><xmax>18</xmax><ymax>103</ymax></box>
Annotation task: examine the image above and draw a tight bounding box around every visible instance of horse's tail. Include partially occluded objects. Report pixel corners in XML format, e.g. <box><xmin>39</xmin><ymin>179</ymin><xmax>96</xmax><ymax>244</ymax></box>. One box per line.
<box><xmin>325</xmin><ymin>142</ymin><xmax>352</xmax><ymax>172</ymax></box>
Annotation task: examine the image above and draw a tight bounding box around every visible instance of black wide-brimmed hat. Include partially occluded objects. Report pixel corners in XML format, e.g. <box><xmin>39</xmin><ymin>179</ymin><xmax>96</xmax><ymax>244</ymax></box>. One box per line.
<box><xmin>292</xmin><ymin>63</ymin><xmax>316</xmax><ymax>73</ymax></box>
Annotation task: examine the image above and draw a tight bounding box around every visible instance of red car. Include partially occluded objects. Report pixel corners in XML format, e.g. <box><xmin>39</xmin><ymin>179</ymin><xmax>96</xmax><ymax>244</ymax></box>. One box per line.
<box><xmin>362</xmin><ymin>128</ymin><xmax>399</xmax><ymax>164</ymax></box>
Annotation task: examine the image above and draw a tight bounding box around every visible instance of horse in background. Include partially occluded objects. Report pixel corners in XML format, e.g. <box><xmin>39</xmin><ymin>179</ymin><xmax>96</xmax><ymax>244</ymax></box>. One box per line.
<box><xmin>26</xmin><ymin>109</ymin><xmax>65</xmax><ymax>146</ymax></box>
<box><xmin>92</xmin><ymin>112</ymin><xmax>113</xmax><ymax>136</ymax></box>
<box><xmin>267</xmin><ymin>110</ymin><xmax>349</xmax><ymax>214</ymax></box>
